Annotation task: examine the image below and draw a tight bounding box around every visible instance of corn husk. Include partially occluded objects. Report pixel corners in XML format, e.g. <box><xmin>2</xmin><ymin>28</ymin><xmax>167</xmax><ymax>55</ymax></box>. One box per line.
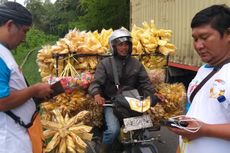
<box><xmin>42</xmin><ymin>110</ymin><xmax>92</xmax><ymax>153</ymax></box>
<box><xmin>149</xmin><ymin>83</ymin><xmax>186</xmax><ymax>124</ymax></box>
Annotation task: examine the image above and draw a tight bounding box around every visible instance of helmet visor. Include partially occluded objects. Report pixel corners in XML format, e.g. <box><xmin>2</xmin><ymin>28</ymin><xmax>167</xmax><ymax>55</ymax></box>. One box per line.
<box><xmin>111</xmin><ymin>37</ymin><xmax>132</xmax><ymax>46</ymax></box>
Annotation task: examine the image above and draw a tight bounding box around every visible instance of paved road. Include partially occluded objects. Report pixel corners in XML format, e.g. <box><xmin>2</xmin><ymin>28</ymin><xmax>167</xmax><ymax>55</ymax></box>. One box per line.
<box><xmin>152</xmin><ymin>127</ymin><xmax>179</xmax><ymax>153</ymax></box>
<box><xmin>86</xmin><ymin>126</ymin><xmax>179</xmax><ymax>153</ymax></box>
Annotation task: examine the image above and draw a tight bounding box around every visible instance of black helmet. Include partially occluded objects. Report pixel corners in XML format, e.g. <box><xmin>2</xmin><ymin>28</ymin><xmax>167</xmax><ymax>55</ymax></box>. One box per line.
<box><xmin>109</xmin><ymin>28</ymin><xmax>132</xmax><ymax>56</ymax></box>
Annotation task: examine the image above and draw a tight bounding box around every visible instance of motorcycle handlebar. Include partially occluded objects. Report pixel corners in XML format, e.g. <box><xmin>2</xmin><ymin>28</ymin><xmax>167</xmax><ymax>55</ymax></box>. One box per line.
<box><xmin>103</xmin><ymin>103</ymin><xmax>114</xmax><ymax>107</ymax></box>
<box><xmin>103</xmin><ymin>100</ymin><xmax>114</xmax><ymax>107</ymax></box>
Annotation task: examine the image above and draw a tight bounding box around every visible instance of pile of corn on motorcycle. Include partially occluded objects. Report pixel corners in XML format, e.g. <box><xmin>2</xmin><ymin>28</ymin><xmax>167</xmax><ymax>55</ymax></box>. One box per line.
<box><xmin>37</xmin><ymin>20</ymin><xmax>185</xmax><ymax>153</ymax></box>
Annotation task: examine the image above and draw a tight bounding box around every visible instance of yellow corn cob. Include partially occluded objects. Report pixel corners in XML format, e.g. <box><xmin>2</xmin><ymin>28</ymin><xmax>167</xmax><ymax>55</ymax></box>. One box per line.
<box><xmin>44</xmin><ymin>133</ymin><xmax>61</xmax><ymax>152</ymax></box>
<box><xmin>69</xmin><ymin>132</ymin><xmax>87</xmax><ymax>149</ymax></box>
<box><xmin>43</xmin><ymin>129</ymin><xmax>56</xmax><ymax>139</ymax></box>
<box><xmin>69</xmin><ymin>125</ymin><xmax>92</xmax><ymax>134</ymax></box>
<box><xmin>58</xmin><ymin>137</ymin><xmax>67</xmax><ymax>153</ymax></box>
<box><xmin>42</xmin><ymin>120</ymin><xmax>62</xmax><ymax>131</ymax></box>
<box><xmin>53</xmin><ymin>109</ymin><xmax>65</xmax><ymax>126</ymax></box>
<box><xmin>66</xmin><ymin>135</ymin><xmax>76</xmax><ymax>153</ymax></box>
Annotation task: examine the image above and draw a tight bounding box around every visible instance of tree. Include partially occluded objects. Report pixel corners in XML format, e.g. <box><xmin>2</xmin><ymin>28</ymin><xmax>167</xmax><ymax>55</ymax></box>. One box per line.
<box><xmin>25</xmin><ymin>0</ymin><xmax>47</xmax><ymax>30</ymax></box>
<box><xmin>79</xmin><ymin>0</ymin><xmax>130</xmax><ymax>31</ymax></box>
<box><xmin>25</xmin><ymin>0</ymin><xmax>85</xmax><ymax>36</ymax></box>
<box><xmin>25</xmin><ymin>0</ymin><xmax>58</xmax><ymax>34</ymax></box>
<box><xmin>52</xmin><ymin>0</ymin><xmax>85</xmax><ymax>36</ymax></box>
<box><xmin>24</xmin><ymin>0</ymin><xmax>130</xmax><ymax>36</ymax></box>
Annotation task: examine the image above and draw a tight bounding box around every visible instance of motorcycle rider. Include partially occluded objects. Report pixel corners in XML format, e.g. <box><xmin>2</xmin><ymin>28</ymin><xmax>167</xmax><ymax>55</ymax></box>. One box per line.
<box><xmin>88</xmin><ymin>28</ymin><xmax>160</xmax><ymax>153</ymax></box>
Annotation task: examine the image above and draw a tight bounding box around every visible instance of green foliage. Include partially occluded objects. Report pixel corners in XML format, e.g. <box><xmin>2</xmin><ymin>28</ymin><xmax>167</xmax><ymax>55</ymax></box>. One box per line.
<box><xmin>68</xmin><ymin>20</ymin><xmax>88</xmax><ymax>31</ymax></box>
<box><xmin>79</xmin><ymin>0</ymin><xmax>130</xmax><ymax>31</ymax></box>
<box><xmin>13</xmin><ymin>27</ymin><xmax>58</xmax><ymax>84</ymax></box>
<box><xmin>25</xmin><ymin>0</ymin><xmax>46</xmax><ymax>29</ymax></box>
<box><xmin>25</xmin><ymin>0</ymin><xmax>130</xmax><ymax>36</ymax></box>
<box><xmin>26</xmin><ymin>0</ymin><xmax>85</xmax><ymax>37</ymax></box>
<box><xmin>20</xmin><ymin>49</ymin><xmax>41</xmax><ymax>85</ymax></box>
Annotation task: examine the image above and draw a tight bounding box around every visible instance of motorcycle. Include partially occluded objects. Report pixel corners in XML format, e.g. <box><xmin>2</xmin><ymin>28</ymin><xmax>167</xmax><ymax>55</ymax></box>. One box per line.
<box><xmin>86</xmin><ymin>96</ymin><xmax>165</xmax><ymax>153</ymax></box>
<box><xmin>120</xmin><ymin>114</ymin><xmax>164</xmax><ymax>153</ymax></box>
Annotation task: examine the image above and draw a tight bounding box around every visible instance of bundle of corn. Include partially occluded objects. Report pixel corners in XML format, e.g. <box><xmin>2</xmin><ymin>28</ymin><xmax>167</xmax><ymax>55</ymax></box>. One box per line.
<box><xmin>41</xmin><ymin>90</ymin><xmax>103</xmax><ymax>127</ymax></box>
<box><xmin>131</xmin><ymin>20</ymin><xmax>176</xmax><ymax>55</ymax></box>
<box><xmin>37</xmin><ymin>29</ymin><xmax>113</xmax><ymax>81</ymax></box>
<box><xmin>38</xmin><ymin>22</ymin><xmax>176</xmax><ymax>81</ymax></box>
<box><xmin>50</xmin><ymin>29</ymin><xmax>112</xmax><ymax>55</ymax></box>
<box><xmin>147</xmin><ymin>69</ymin><xmax>166</xmax><ymax>85</ymax></box>
<box><xmin>65</xmin><ymin>28</ymin><xmax>113</xmax><ymax>54</ymax></box>
<box><xmin>141</xmin><ymin>55</ymin><xmax>167</xmax><ymax>69</ymax></box>
<box><xmin>39</xmin><ymin>56</ymin><xmax>97</xmax><ymax>83</ymax></box>
<box><xmin>149</xmin><ymin>83</ymin><xmax>186</xmax><ymax>124</ymax></box>
<box><xmin>82</xmin><ymin>98</ymin><xmax>103</xmax><ymax>127</ymax></box>
<box><xmin>42</xmin><ymin>110</ymin><xmax>93</xmax><ymax>153</ymax></box>
<box><xmin>37</xmin><ymin>45</ymin><xmax>56</xmax><ymax>79</ymax></box>
<box><xmin>74</xmin><ymin>57</ymin><xmax>98</xmax><ymax>71</ymax></box>
<box><xmin>59</xmin><ymin>55</ymin><xmax>80</xmax><ymax>78</ymax></box>
<box><xmin>41</xmin><ymin>90</ymin><xmax>86</xmax><ymax>114</ymax></box>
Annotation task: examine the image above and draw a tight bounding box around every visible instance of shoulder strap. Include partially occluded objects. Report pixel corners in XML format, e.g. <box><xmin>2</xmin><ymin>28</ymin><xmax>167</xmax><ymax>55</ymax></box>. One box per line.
<box><xmin>5</xmin><ymin>110</ymin><xmax>38</xmax><ymax>128</ymax></box>
<box><xmin>189</xmin><ymin>69</ymin><xmax>217</xmax><ymax>103</ymax></box>
<box><xmin>190</xmin><ymin>59</ymin><xmax>230</xmax><ymax>103</ymax></box>
<box><xmin>110</xmin><ymin>57</ymin><xmax>120</xmax><ymax>89</ymax></box>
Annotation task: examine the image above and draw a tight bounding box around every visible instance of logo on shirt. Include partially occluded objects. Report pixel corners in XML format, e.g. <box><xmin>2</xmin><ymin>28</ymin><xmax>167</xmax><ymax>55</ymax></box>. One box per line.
<box><xmin>188</xmin><ymin>79</ymin><xmax>200</xmax><ymax>96</ymax></box>
<box><xmin>210</xmin><ymin>79</ymin><xmax>225</xmax><ymax>98</ymax></box>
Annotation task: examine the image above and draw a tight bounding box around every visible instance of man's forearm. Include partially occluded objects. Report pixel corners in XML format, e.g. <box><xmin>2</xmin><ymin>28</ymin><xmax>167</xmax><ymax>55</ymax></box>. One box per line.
<box><xmin>0</xmin><ymin>86</ymin><xmax>35</xmax><ymax>111</ymax></box>
<box><xmin>202</xmin><ymin>123</ymin><xmax>230</xmax><ymax>140</ymax></box>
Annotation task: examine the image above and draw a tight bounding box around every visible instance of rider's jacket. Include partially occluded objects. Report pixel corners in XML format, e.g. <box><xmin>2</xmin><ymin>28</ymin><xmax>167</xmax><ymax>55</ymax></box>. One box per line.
<box><xmin>88</xmin><ymin>55</ymin><xmax>155</xmax><ymax>100</ymax></box>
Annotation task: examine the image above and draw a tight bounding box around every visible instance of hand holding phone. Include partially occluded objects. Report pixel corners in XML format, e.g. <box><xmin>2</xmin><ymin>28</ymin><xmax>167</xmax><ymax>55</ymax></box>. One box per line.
<box><xmin>160</xmin><ymin>119</ymin><xmax>188</xmax><ymax>128</ymax></box>
<box><xmin>50</xmin><ymin>81</ymin><xmax>65</xmax><ymax>98</ymax></box>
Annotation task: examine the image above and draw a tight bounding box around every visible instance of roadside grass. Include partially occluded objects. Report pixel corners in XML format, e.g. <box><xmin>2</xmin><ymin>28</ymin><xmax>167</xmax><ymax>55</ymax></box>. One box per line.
<box><xmin>21</xmin><ymin>49</ymin><xmax>42</xmax><ymax>85</ymax></box>
<box><xmin>14</xmin><ymin>48</ymin><xmax>42</xmax><ymax>85</ymax></box>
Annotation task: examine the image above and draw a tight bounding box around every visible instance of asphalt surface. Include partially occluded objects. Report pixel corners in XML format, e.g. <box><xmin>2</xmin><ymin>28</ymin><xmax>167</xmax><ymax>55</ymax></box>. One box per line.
<box><xmin>152</xmin><ymin>127</ymin><xmax>178</xmax><ymax>153</ymax></box>
<box><xmin>86</xmin><ymin>126</ymin><xmax>179</xmax><ymax>153</ymax></box>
